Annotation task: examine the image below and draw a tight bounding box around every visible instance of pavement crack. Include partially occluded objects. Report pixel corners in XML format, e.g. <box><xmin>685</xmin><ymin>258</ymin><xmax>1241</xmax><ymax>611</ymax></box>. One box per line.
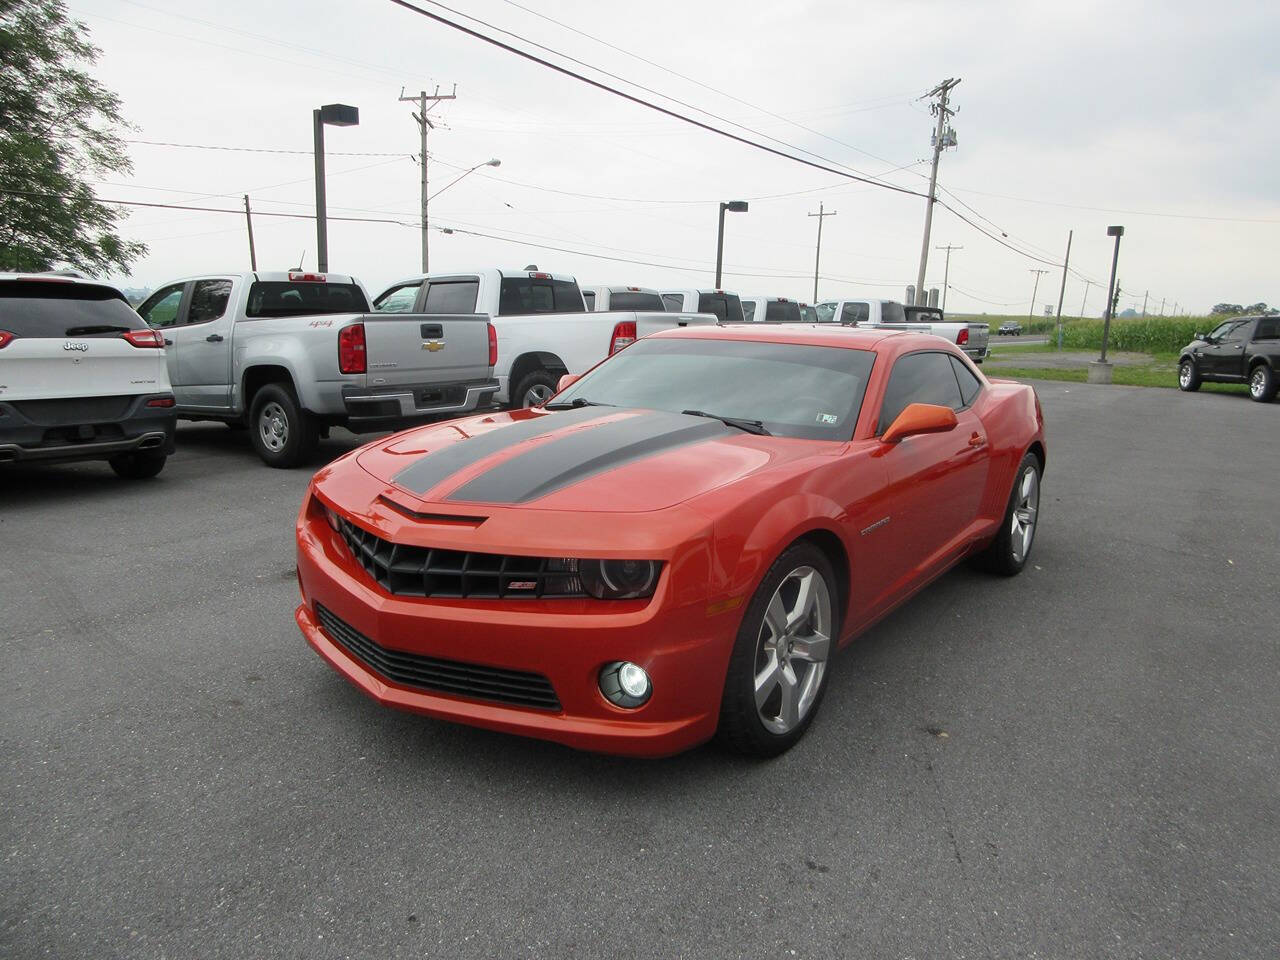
<box><xmin>924</xmin><ymin>756</ymin><xmax>996</xmax><ymax>960</ymax></box>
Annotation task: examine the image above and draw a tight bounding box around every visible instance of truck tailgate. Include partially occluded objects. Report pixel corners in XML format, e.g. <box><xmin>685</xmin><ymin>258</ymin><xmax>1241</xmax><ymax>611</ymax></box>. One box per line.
<box><xmin>361</xmin><ymin>313</ymin><xmax>491</xmax><ymax>387</ymax></box>
<box><xmin>965</xmin><ymin>323</ymin><xmax>990</xmax><ymax>355</ymax></box>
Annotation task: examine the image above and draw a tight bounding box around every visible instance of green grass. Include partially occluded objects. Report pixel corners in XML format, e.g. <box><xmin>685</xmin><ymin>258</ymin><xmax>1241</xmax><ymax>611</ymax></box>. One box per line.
<box><xmin>988</xmin><ymin>342</ymin><xmax>1058</xmax><ymax>356</ymax></box>
<box><xmin>992</xmin><ymin>365</ymin><xmax>1249</xmax><ymax>394</ymax></box>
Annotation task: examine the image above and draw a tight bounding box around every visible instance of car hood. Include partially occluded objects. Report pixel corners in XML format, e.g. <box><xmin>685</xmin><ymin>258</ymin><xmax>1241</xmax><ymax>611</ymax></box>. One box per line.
<box><xmin>351</xmin><ymin>406</ymin><xmax>837</xmax><ymax>514</ymax></box>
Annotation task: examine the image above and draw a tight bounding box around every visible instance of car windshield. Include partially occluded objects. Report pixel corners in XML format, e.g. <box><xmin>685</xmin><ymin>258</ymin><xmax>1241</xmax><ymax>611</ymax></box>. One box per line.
<box><xmin>551</xmin><ymin>337</ymin><xmax>875</xmax><ymax>441</ymax></box>
<box><xmin>246</xmin><ymin>281</ymin><xmax>369</xmax><ymax>318</ymax></box>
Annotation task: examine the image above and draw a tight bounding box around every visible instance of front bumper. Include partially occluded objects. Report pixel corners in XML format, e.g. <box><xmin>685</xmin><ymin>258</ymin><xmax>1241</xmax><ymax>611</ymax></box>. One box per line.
<box><xmin>341</xmin><ymin>379</ymin><xmax>499</xmax><ymax>432</ymax></box>
<box><xmin>294</xmin><ymin>494</ymin><xmax>731</xmax><ymax>757</ymax></box>
<box><xmin>0</xmin><ymin>394</ymin><xmax>176</xmax><ymax>464</ymax></box>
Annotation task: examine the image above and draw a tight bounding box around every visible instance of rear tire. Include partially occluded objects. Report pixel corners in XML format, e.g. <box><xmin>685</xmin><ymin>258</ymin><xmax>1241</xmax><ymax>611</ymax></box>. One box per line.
<box><xmin>511</xmin><ymin>369</ymin><xmax>559</xmax><ymax>409</ymax></box>
<box><xmin>973</xmin><ymin>451</ymin><xmax>1041</xmax><ymax>576</ymax></box>
<box><xmin>109</xmin><ymin>451</ymin><xmax>167</xmax><ymax>479</ymax></box>
<box><xmin>717</xmin><ymin>541</ymin><xmax>838</xmax><ymax>758</ymax></box>
<box><xmin>1178</xmin><ymin>358</ymin><xmax>1202</xmax><ymax>392</ymax></box>
<box><xmin>1248</xmin><ymin>364</ymin><xmax>1276</xmax><ymax>403</ymax></box>
<box><xmin>249</xmin><ymin>383</ymin><xmax>318</xmax><ymax>468</ymax></box>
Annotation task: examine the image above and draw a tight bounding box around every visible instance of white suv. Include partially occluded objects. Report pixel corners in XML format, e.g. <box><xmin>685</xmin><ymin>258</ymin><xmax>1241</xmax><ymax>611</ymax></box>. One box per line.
<box><xmin>0</xmin><ymin>274</ymin><xmax>177</xmax><ymax>478</ymax></box>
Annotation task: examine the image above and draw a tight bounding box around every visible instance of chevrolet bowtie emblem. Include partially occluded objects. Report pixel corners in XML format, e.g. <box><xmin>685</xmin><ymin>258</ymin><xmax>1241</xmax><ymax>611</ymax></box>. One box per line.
<box><xmin>422</xmin><ymin>340</ymin><xmax>445</xmax><ymax>352</ymax></box>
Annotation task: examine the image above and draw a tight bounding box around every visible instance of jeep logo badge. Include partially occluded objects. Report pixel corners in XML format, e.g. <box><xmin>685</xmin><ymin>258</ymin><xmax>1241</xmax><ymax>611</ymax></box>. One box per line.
<box><xmin>422</xmin><ymin>340</ymin><xmax>444</xmax><ymax>352</ymax></box>
<box><xmin>63</xmin><ymin>341</ymin><xmax>89</xmax><ymax>352</ymax></box>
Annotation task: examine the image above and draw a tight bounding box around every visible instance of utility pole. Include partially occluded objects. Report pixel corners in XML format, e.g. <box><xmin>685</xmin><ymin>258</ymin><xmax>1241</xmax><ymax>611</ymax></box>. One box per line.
<box><xmin>807</xmin><ymin>203</ymin><xmax>837</xmax><ymax>302</ymax></box>
<box><xmin>935</xmin><ymin>244</ymin><xmax>962</xmax><ymax>311</ymax></box>
<box><xmin>1141</xmin><ymin>290</ymin><xmax>1148</xmax><ymax>317</ymax></box>
<box><xmin>1079</xmin><ymin>279</ymin><xmax>1092</xmax><ymax>319</ymax></box>
<box><xmin>1028</xmin><ymin>269</ymin><xmax>1050</xmax><ymax>320</ymax></box>
<box><xmin>1173</xmin><ymin>300</ymin><xmax>1179</xmax><ymax>316</ymax></box>
<box><xmin>243</xmin><ymin>195</ymin><xmax>257</xmax><ymax>271</ymax></box>
<box><xmin>399</xmin><ymin>84</ymin><xmax>457</xmax><ymax>272</ymax></box>
<box><xmin>1053</xmin><ymin>230</ymin><xmax>1072</xmax><ymax>350</ymax></box>
<box><xmin>914</xmin><ymin>78</ymin><xmax>960</xmax><ymax>304</ymax></box>
<box><xmin>1159</xmin><ymin>297</ymin><xmax>1165</xmax><ymax>316</ymax></box>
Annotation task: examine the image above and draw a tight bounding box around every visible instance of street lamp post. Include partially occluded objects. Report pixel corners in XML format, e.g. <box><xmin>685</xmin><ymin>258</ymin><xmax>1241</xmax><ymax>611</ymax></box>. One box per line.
<box><xmin>312</xmin><ymin>103</ymin><xmax>359</xmax><ymax>273</ymax></box>
<box><xmin>1088</xmin><ymin>225</ymin><xmax>1124</xmax><ymax>384</ymax></box>
<box><xmin>715</xmin><ymin>201</ymin><xmax>748</xmax><ymax>288</ymax></box>
<box><xmin>428</xmin><ymin>158</ymin><xmax>501</xmax><ymax>203</ymax></box>
<box><xmin>423</xmin><ymin>158</ymin><xmax>500</xmax><ymax>269</ymax></box>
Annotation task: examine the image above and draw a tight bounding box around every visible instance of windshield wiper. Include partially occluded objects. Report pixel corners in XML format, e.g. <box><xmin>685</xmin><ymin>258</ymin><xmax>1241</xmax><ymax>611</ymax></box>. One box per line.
<box><xmin>681</xmin><ymin>409</ymin><xmax>771</xmax><ymax>436</ymax></box>
<box><xmin>543</xmin><ymin>397</ymin><xmax>615</xmax><ymax>410</ymax></box>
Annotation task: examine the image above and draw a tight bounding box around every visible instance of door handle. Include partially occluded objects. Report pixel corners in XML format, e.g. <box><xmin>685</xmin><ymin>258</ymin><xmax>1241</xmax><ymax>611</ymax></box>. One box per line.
<box><xmin>163</xmin><ymin>338</ymin><xmax>173</xmax><ymax>346</ymax></box>
<box><xmin>206</xmin><ymin>333</ymin><xmax>224</xmax><ymax>343</ymax></box>
<box><xmin>968</xmin><ymin>432</ymin><xmax>986</xmax><ymax>447</ymax></box>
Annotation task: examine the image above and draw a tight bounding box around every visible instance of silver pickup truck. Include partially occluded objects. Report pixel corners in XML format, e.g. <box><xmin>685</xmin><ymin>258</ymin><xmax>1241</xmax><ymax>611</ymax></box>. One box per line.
<box><xmin>136</xmin><ymin>271</ymin><xmax>497</xmax><ymax>467</ymax></box>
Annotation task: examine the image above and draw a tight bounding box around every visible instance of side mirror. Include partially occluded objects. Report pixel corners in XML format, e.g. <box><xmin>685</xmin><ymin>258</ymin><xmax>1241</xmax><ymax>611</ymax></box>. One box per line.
<box><xmin>1193</xmin><ymin>332</ymin><xmax>1206</xmax><ymax>341</ymax></box>
<box><xmin>556</xmin><ymin>373</ymin><xmax>580</xmax><ymax>393</ymax></box>
<box><xmin>881</xmin><ymin>403</ymin><xmax>958</xmax><ymax>444</ymax></box>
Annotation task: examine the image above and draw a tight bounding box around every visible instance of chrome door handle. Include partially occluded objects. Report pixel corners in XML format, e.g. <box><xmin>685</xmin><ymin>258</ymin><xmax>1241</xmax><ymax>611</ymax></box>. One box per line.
<box><xmin>163</xmin><ymin>338</ymin><xmax>173</xmax><ymax>346</ymax></box>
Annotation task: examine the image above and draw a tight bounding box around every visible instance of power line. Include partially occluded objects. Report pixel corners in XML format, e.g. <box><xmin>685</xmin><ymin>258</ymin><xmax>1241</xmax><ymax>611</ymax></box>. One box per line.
<box><xmin>125</xmin><ymin>138</ymin><xmax>411</xmax><ymax>158</ymax></box>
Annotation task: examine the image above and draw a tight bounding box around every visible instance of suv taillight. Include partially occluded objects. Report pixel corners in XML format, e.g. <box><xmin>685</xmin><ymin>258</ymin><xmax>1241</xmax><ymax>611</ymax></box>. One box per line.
<box><xmin>338</xmin><ymin>322</ymin><xmax>366</xmax><ymax>374</ymax></box>
<box><xmin>0</xmin><ymin>330</ymin><xmax>13</xmax><ymax>349</ymax></box>
<box><xmin>123</xmin><ymin>329</ymin><xmax>165</xmax><ymax>348</ymax></box>
<box><xmin>609</xmin><ymin>321</ymin><xmax>637</xmax><ymax>355</ymax></box>
<box><xmin>487</xmin><ymin>322</ymin><xmax>497</xmax><ymax>366</ymax></box>
<box><xmin>956</xmin><ymin>328</ymin><xmax>969</xmax><ymax>345</ymax></box>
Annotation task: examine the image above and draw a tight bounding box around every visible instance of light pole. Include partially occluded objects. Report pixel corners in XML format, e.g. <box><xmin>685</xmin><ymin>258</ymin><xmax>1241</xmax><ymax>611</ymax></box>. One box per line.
<box><xmin>312</xmin><ymin>103</ymin><xmax>359</xmax><ymax>272</ymax></box>
<box><xmin>715</xmin><ymin>201</ymin><xmax>748</xmax><ymax>288</ymax></box>
<box><xmin>429</xmin><ymin>158</ymin><xmax>501</xmax><ymax>203</ymax></box>
<box><xmin>1088</xmin><ymin>225</ymin><xmax>1124</xmax><ymax>384</ymax></box>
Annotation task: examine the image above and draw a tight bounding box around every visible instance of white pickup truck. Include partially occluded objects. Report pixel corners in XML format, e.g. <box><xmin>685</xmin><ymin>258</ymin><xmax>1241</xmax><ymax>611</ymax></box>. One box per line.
<box><xmin>374</xmin><ymin>269</ymin><xmax>716</xmax><ymax>407</ymax></box>
<box><xmin>815</xmin><ymin>297</ymin><xmax>990</xmax><ymax>362</ymax></box>
<box><xmin>136</xmin><ymin>271</ymin><xmax>497</xmax><ymax>467</ymax></box>
<box><xmin>660</xmin><ymin>289</ymin><xmax>747</xmax><ymax>324</ymax></box>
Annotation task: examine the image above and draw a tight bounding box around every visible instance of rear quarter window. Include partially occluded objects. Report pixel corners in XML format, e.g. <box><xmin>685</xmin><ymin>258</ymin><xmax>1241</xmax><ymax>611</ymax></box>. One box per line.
<box><xmin>1254</xmin><ymin>318</ymin><xmax>1279</xmax><ymax>340</ymax></box>
<box><xmin>662</xmin><ymin>294</ymin><xmax>685</xmax><ymax>312</ymax></box>
<box><xmin>423</xmin><ymin>280</ymin><xmax>479</xmax><ymax>313</ymax></box>
<box><xmin>0</xmin><ymin>280</ymin><xmax>147</xmax><ymax>337</ymax></box>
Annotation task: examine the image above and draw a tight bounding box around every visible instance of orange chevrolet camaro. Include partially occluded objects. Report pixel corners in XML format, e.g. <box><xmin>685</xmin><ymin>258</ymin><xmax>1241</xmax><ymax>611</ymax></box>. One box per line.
<box><xmin>295</xmin><ymin>325</ymin><xmax>1046</xmax><ymax>757</ymax></box>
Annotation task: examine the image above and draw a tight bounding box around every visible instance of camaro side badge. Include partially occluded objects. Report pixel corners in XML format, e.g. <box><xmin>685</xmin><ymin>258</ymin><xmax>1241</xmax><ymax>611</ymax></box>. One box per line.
<box><xmin>422</xmin><ymin>340</ymin><xmax>445</xmax><ymax>352</ymax></box>
<box><xmin>861</xmin><ymin>516</ymin><xmax>891</xmax><ymax>536</ymax></box>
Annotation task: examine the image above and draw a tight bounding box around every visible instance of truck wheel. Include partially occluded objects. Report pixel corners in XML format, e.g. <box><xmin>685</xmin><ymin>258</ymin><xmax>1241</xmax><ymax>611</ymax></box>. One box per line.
<box><xmin>109</xmin><ymin>451</ymin><xmax>167</xmax><ymax>479</ymax></box>
<box><xmin>249</xmin><ymin>383</ymin><xmax>319</xmax><ymax>468</ymax></box>
<box><xmin>512</xmin><ymin>369</ymin><xmax>559</xmax><ymax>408</ymax></box>
<box><xmin>1248</xmin><ymin>364</ymin><xmax>1277</xmax><ymax>403</ymax></box>
<box><xmin>1178</xmin><ymin>358</ymin><xmax>1201</xmax><ymax>392</ymax></box>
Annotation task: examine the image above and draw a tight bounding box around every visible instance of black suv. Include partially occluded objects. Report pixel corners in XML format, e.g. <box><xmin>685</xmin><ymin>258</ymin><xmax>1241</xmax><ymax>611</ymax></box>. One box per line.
<box><xmin>1179</xmin><ymin>316</ymin><xmax>1280</xmax><ymax>402</ymax></box>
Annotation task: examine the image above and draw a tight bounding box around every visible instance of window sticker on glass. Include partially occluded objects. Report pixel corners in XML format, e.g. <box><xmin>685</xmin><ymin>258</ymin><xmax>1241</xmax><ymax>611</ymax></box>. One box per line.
<box><xmin>816</xmin><ymin>413</ymin><xmax>840</xmax><ymax>424</ymax></box>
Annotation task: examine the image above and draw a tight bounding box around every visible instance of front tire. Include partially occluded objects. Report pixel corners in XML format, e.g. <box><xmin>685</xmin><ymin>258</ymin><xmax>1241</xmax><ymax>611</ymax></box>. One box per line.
<box><xmin>511</xmin><ymin>369</ymin><xmax>559</xmax><ymax>409</ymax></box>
<box><xmin>1178</xmin><ymin>358</ymin><xmax>1202</xmax><ymax>392</ymax></box>
<box><xmin>974</xmin><ymin>451</ymin><xmax>1041</xmax><ymax>576</ymax></box>
<box><xmin>1249</xmin><ymin>364</ymin><xmax>1277</xmax><ymax>403</ymax></box>
<box><xmin>249</xmin><ymin>383</ymin><xmax>319</xmax><ymax>468</ymax></box>
<box><xmin>109</xmin><ymin>451</ymin><xmax>167</xmax><ymax>479</ymax></box>
<box><xmin>718</xmin><ymin>541</ymin><xmax>839</xmax><ymax>758</ymax></box>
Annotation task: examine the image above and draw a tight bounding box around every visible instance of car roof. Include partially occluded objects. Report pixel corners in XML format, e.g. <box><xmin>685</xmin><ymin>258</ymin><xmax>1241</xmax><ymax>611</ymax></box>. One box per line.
<box><xmin>0</xmin><ymin>273</ymin><xmax>128</xmax><ymax>298</ymax></box>
<box><xmin>650</xmin><ymin>323</ymin><xmax>945</xmax><ymax>353</ymax></box>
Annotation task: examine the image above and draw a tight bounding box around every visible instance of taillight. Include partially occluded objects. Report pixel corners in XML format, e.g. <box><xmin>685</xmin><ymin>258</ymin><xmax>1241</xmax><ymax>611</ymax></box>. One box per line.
<box><xmin>289</xmin><ymin>272</ymin><xmax>326</xmax><ymax>282</ymax></box>
<box><xmin>609</xmin><ymin>321</ymin><xmax>637</xmax><ymax>355</ymax></box>
<box><xmin>338</xmin><ymin>322</ymin><xmax>366</xmax><ymax>374</ymax></box>
<box><xmin>487</xmin><ymin>322</ymin><xmax>497</xmax><ymax>366</ymax></box>
<box><xmin>956</xmin><ymin>328</ymin><xmax>969</xmax><ymax>345</ymax></box>
<box><xmin>0</xmin><ymin>330</ymin><xmax>13</xmax><ymax>349</ymax></box>
<box><xmin>146</xmin><ymin>395</ymin><xmax>175</xmax><ymax>408</ymax></box>
<box><xmin>122</xmin><ymin>329</ymin><xmax>165</xmax><ymax>348</ymax></box>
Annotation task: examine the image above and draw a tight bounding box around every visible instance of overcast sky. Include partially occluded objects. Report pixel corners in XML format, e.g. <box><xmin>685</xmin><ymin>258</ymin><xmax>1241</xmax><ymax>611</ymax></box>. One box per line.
<box><xmin>71</xmin><ymin>0</ymin><xmax>1280</xmax><ymax>316</ymax></box>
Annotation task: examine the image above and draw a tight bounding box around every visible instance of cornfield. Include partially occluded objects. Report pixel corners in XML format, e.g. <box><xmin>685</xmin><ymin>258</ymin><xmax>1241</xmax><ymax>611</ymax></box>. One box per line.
<box><xmin>1059</xmin><ymin>316</ymin><xmax>1210</xmax><ymax>354</ymax></box>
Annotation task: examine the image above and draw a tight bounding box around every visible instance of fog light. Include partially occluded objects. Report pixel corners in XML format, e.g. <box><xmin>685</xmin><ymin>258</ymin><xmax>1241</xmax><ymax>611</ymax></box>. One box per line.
<box><xmin>599</xmin><ymin>661</ymin><xmax>651</xmax><ymax>708</ymax></box>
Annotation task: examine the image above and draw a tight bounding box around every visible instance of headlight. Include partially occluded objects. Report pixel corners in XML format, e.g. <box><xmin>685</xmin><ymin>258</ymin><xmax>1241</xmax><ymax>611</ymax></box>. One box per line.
<box><xmin>578</xmin><ymin>559</ymin><xmax>660</xmax><ymax>600</ymax></box>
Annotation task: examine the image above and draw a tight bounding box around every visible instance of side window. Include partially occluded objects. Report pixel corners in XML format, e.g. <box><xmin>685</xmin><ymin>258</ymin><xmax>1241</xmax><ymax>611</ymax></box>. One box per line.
<box><xmin>740</xmin><ymin>300</ymin><xmax>757</xmax><ymax>320</ymax></box>
<box><xmin>880</xmin><ymin>301</ymin><xmax>906</xmax><ymax>324</ymax></box>
<box><xmin>1255</xmin><ymin>318</ymin><xmax>1279</xmax><ymax>340</ymax></box>
<box><xmin>187</xmin><ymin>279</ymin><xmax>232</xmax><ymax>325</ymax></box>
<box><xmin>423</xmin><ymin>280</ymin><xmax>479</xmax><ymax>314</ymax></box>
<box><xmin>662</xmin><ymin>294</ymin><xmax>684</xmax><ymax>312</ymax></box>
<box><xmin>950</xmin><ymin>355</ymin><xmax>982</xmax><ymax>406</ymax></box>
<box><xmin>1206</xmin><ymin>320</ymin><xmax>1237</xmax><ymax>341</ymax></box>
<box><xmin>138</xmin><ymin>283</ymin><xmax>185</xmax><ymax>329</ymax></box>
<box><xmin>841</xmin><ymin>303</ymin><xmax>869</xmax><ymax>325</ymax></box>
<box><xmin>878</xmin><ymin>352</ymin><xmax>965</xmax><ymax>434</ymax></box>
<box><xmin>1219</xmin><ymin>320</ymin><xmax>1249</xmax><ymax>342</ymax></box>
<box><xmin>374</xmin><ymin>282</ymin><xmax>422</xmax><ymax>313</ymax></box>
<box><xmin>582</xmin><ymin>291</ymin><xmax>596</xmax><ymax>310</ymax></box>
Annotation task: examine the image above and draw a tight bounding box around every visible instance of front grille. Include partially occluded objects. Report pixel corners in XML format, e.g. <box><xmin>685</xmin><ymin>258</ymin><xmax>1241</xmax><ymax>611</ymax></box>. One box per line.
<box><xmin>337</xmin><ymin>518</ymin><xmax>587</xmax><ymax>599</ymax></box>
<box><xmin>315</xmin><ymin>603</ymin><xmax>561</xmax><ymax>711</ymax></box>
<box><xmin>11</xmin><ymin>396</ymin><xmax>133</xmax><ymax>424</ymax></box>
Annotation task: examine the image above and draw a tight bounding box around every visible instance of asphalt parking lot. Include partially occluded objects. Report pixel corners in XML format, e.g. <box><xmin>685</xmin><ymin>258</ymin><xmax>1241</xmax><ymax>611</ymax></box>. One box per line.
<box><xmin>2</xmin><ymin>385</ymin><xmax>1276</xmax><ymax>960</ymax></box>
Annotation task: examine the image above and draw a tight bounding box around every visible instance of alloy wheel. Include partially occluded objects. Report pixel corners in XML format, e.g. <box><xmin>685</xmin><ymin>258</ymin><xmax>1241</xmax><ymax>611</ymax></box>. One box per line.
<box><xmin>1010</xmin><ymin>466</ymin><xmax>1040</xmax><ymax>563</ymax></box>
<box><xmin>259</xmin><ymin>401</ymin><xmax>289</xmax><ymax>452</ymax></box>
<box><xmin>524</xmin><ymin>384</ymin><xmax>553</xmax><ymax>407</ymax></box>
<box><xmin>753</xmin><ymin>566</ymin><xmax>832</xmax><ymax>735</ymax></box>
<box><xmin>1251</xmin><ymin>368</ymin><xmax>1265</xmax><ymax>399</ymax></box>
<box><xmin>1179</xmin><ymin>362</ymin><xmax>1192</xmax><ymax>388</ymax></box>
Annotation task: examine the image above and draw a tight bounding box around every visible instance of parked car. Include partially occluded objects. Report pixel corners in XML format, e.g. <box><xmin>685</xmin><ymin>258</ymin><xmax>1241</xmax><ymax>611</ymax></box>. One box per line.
<box><xmin>295</xmin><ymin>324</ymin><xmax>1046</xmax><ymax>758</ymax></box>
<box><xmin>740</xmin><ymin>296</ymin><xmax>803</xmax><ymax>323</ymax></box>
<box><xmin>816</xmin><ymin>298</ymin><xmax>990</xmax><ymax>362</ymax></box>
<box><xmin>660</xmin><ymin>289</ymin><xmax>747</xmax><ymax>324</ymax></box>
<box><xmin>0</xmin><ymin>274</ymin><xmax>176</xmax><ymax>477</ymax></box>
<box><xmin>998</xmin><ymin>321</ymin><xmax>1023</xmax><ymax>336</ymax></box>
<box><xmin>1178</xmin><ymin>316</ymin><xmax>1280</xmax><ymax>402</ymax></box>
<box><xmin>376</xmin><ymin>269</ymin><xmax>715</xmax><ymax>408</ymax></box>
<box><xmin>136</xmin><ymin>271</ymin><xmax>497</xmax><ymax>467</ymax></box>
<box><xmin>581</xmin><ymin>285</ymin><xmax>666</xmax><ymax>312</ymax></box>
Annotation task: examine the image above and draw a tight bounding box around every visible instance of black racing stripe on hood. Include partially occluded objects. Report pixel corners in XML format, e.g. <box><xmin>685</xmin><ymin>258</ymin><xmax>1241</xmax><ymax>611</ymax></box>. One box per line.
<box><xmin>447</xmin><ymin>410</ymin><xmax>731</xmax><ymax>504</ymax></box>
<box><xmin>392</xmin><ymin>405</ymin><xmax>614</xmax><ymax>495</ymax></box>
